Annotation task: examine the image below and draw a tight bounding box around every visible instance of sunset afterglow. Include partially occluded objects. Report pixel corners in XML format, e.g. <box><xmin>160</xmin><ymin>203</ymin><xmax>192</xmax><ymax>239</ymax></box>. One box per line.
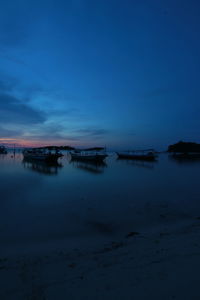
<box><xmin>0</xmin><ymin>1</ymin><xmax>200</xmax><ymax>149</ymax></box>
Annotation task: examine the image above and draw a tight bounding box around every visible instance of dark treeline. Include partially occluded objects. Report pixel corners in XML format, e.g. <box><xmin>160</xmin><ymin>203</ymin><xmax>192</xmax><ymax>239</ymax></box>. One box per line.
<box><xmin>39</xmin><ymin>146</ymin><xmax>75</xmax><ymax>150</ymax></box>
<box><xmin>37</xmin><ymin>146</ymin><xmax>105</xmax><ymax>151</ymax></box>
<box><xmin>168</xmin><ymin>141</ymin><xmax>200</xmax><ymax>153</ymax></box>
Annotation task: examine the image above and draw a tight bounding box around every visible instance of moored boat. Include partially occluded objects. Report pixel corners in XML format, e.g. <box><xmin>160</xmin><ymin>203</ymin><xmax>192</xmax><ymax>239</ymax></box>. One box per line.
<box><xmin>23</xmin><ymin>148</ymin><xmax>63</xmax><ymax>163</ymax></box>
<box><xmin>70</xmin><ymin>149</ymin><xmax>108</xmax><ymax>162</ymax></box>
<box><xmin>0</xmin><ymin>146</ymin><xmax>7</xmax><ymax>154</ymax></box>
<box><xmin>116</xmin><ymin>149</ymin><xmax>156</xmax><ymax>161</ymax></box>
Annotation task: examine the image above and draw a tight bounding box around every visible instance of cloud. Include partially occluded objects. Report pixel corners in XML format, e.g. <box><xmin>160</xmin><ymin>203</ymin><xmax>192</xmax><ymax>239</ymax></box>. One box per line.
<box><xmin>23</xmin><ymin>133</ymin><xmax>79</xmax><ymax>142</ymax></box>
<box><xmin>24</xmin><ymin>126</ymin><xmax>109</xmax><ymax>144</ymax></box>
<box><xmin>0</xmin><ymin>93</ymin><xmax>46</xmax><ymax>125</ymax></box>
<box><xmin>75</xmin><ymin>128</ymin><xmax>108</xmax><ymax>137</ymax></box>
<box><xmin>0</xmin><ymin>75</ymin><xmax>82</xmax><ymax>144</ymax></box>
<box><xmin>0</xmin><ymin>127</ymin><xmax>22</xmax><ymax>138</ymax></box>
<box><xmin>0</xmin><ymin>73</ymin><xmax>109</xmax><ymax>145</ymax></box>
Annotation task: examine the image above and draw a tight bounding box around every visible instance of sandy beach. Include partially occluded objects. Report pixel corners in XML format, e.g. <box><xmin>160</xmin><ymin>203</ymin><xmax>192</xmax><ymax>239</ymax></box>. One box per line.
<box><xmin>1</xmin><ymin>203</ymin><xmax>200</xmax><ymax>300</ymax></box>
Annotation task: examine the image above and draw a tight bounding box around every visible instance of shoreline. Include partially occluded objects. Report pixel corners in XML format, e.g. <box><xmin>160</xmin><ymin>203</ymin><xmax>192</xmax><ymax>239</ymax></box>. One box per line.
<box><xmin>1</xmin><ymin>213</ymin><xmax>200</xmax><ymax>299</ymax></box>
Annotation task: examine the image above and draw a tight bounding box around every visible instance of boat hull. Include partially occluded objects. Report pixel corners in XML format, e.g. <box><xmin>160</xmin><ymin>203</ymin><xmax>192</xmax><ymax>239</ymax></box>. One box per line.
<box><xmin>0</xmin><ymin>147</ymin><xmax>7</xmax><ymax>154</ymax></box>
<box><xmin>23</xmin><ymin>153</ymin><xmax>62</xmax><ymax>163</ymax></box>
<box><xmin>0</xmin><ymin>150</ymin><xmax>7</xmax><ymax>154</ymax></box>
<box><xmin>70</xmin><ymin>153</ymin><xmax>108</xmax><ymax>162</ymax></box>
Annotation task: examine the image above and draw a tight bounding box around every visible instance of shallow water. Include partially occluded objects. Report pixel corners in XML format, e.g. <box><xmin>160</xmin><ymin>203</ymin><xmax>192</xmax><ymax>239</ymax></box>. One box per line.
<box><xmin>0</xmin><ymin>151</ymin><xmax>200</xmax><ymax>254</ymax></box>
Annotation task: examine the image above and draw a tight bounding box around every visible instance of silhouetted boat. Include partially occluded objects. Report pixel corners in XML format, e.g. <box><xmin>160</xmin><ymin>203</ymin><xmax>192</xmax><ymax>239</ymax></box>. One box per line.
<box><xmin>116</xmin><ymin>149</ymin><xmax>156</xmax><ymax>161</ymax></box>
<box><xmin>23</xmin><ymin>148</ymin><xmax>63</xmax><ymax>163</ymax></box>
<box><xmin>0</xmin><ymin>146</ymin><xmax>7</xmax><ymax>154</ymax></box>
<box><xmin>70</xmin><ymin>150</ymin><xmax>108</xmax><ymax>162</ymax></box>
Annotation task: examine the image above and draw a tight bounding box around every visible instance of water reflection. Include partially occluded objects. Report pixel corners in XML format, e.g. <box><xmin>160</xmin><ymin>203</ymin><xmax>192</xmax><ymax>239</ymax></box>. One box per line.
<box><xmin>168</xmin><ymin>154</ymin><xmax>200</xmax><ymax>164</ymax></box>
<box><xmin>116</xmin><ymin>157</ymin><xmax>156</xmax><ymax>169</ymax></box>
<box><xmin>70</xmin><ymin>159</ymin><xmax>107</xmax><ymax>174</ymax></box>
<box><xmin>1</xmin><ymin>153</ymin><xmax>200</xmax><ymax>256</ymax></box>
<box><xmin>22</xmin><ymin>158</ymin><xmax>63</xmax><ymax>175</ymax></box>
<box><xmin>0</xmin><ymin>154</ymin><xmax>8</xmax><ymax>160</ymax></box>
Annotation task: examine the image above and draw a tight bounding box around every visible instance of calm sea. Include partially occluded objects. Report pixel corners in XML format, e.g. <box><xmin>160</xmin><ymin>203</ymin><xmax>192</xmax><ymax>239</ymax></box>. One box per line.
<box><xmin>0</xmin><ymin>151</ymin><xmax>200</xmax><ymax>255</ymax></box>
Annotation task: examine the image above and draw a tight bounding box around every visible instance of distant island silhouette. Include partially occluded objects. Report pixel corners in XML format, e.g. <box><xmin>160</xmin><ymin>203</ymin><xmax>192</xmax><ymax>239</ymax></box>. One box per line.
<box><xmin>39</xmin><ymin>145</ymin><xmax>75</xmax><ymax>151</ymax></box>
<box><xmin>168</xmin><ymin>141</ymin><xmax>200</xmax><ymax>153</ymax></box>
<box><xmin>29</xmin><ymin>146</ymin><xmax>105</xmax><ymax>151</ymax></box>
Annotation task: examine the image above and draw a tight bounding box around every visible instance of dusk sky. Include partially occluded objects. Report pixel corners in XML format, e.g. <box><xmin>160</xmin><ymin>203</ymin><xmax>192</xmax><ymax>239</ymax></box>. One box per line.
<box><xmin>0</xmin><ymin>0</ymin><xmax>200</xmax><ymax>149</ymax></box>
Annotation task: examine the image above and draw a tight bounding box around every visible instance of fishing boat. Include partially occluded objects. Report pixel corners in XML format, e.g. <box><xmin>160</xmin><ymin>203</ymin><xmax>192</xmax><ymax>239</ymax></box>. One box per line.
<box><xmin>70</xmin><ymin>149</ymin><xmax>108</xmax><ymax>162</ymax></box>
<box><xmin>116</xmin><ymin>149</ymin><xmax>156</xmax><ymax>161</ymax></box>
<box><xmin>0</xmin><ymin>146</ymin><xmax>7</xmax><ymax>154</ymax></box>
<box><xmin>23</xmin><ymin>148</ymin><xmax>63</xmax><ymax>163</ymax></box>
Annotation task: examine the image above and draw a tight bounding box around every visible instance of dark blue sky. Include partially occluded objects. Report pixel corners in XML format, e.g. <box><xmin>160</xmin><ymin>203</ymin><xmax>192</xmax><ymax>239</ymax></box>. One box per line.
<box><xmin>0</xmin><ymin>0</ymin><xmax>200</xmax><ymax>149</ymax></box>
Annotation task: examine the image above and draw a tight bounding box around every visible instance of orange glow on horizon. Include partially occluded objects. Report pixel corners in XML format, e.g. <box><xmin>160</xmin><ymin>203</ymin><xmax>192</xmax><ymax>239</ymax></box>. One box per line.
<box><xmin>0</xmin><ymin>138</ymin><xmax>68</xmax><ymax>148</ymax></box>
<box><xmin>0</xmin><ymin>138</ymin><xmax>87</xmax><ymax>148</ymax></box>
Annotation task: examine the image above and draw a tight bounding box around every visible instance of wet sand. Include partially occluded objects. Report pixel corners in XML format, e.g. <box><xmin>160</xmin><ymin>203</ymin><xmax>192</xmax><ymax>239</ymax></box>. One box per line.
<box><xmin>1</xmin><ymin>210</ymin><xmax>200</xmax><ymax>300</ymax></box>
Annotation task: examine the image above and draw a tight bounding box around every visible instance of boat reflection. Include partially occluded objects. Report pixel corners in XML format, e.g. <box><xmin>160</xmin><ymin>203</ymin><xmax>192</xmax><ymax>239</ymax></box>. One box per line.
<box><xmin>0</xmin><ymin>154</ymin><xmax>8</xmax><ymax>160</ymax></box>
<box><xmin>70</xmin><ymin>159</ymin><xmax>107</xmax><ymax>174</ymax></box>
<box><xmin>22</xmin><ymin>158</ymin><xmax>63</xmax><ymax>175</ymax></box>
<box><xmin>116</xmin><ymin>157</ymin><xmax>156</xmax><ymax>169</ymax></box>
